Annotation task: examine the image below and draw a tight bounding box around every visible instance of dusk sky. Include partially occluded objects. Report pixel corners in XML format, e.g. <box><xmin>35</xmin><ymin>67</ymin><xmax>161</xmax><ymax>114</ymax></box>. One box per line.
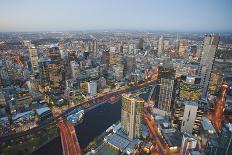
<box><xmin>0</xmin><ymin>0</ymin><xmax>232</xmax><ymax>32</ymax></box>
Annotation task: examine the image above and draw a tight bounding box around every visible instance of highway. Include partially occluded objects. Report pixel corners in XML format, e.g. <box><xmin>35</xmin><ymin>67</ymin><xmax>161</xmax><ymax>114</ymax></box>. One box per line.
<box><xmin>0</xmin><ymin>80</ymin><xmax>156</xmax><ymax>144</ymax></box>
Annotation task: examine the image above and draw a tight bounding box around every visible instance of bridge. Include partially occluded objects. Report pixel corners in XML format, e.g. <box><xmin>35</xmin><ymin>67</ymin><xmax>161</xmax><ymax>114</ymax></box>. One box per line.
<box><xmin>58</xmin><ymin>120</ymin><xmax>82</xmax><ymax>155</ymax></box>
<box><xmin>0</xmin><ymin>80</ymin><xmax>156</xmax><ymax>144</ymax></box>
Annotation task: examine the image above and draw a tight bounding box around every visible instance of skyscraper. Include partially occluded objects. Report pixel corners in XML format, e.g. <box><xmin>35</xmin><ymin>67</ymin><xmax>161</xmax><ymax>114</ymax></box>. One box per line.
<box><xmin>157</xmin><ymin>78</ymin><xmax>176</xmax><ymax>115</ymax></box>
<box><xmin>121</xmin><ymin>94</ymin><xmax>144</xmax><ymax>139</ymax></box>
<box><xmin>157</xmin><ymin>36</ymin><xmax>164</xmax><ymax>57</ymax></box>
<box><xmin>199</xmin><ymin>35</ymin><xmax>220</xmax><ymax>98</ymax></box>
<box><xmin>29</xmin><ymin>46</ymin><xmax>39</xmax><ymax>73</ymax></box>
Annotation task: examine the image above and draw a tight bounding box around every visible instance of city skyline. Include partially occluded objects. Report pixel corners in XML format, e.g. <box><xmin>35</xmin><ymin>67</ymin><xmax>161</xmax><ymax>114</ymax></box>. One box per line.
<box><xmin>1</xmin><ymin>0</ymin><xmax>232</xmax><ymax>32</ymax></box>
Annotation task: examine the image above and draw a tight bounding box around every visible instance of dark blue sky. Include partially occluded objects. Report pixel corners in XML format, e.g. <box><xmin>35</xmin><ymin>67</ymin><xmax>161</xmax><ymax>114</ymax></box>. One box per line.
<box><xmin>0</xmin><ymin>0</ymin><xmax>232</xmax><ymax>32</ymax></box>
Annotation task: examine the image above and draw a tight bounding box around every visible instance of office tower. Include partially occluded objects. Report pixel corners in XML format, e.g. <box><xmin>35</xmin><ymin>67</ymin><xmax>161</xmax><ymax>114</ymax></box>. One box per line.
<box><xmin>213</xmin><ymin>84</ymin><xmax>228</xmax><ymax>133</ymax></box>
<box><xmin>87</xmin><ymin>81</ymin><xmax>97</xmax><ymax>96</ymax></box>
<box><xmin>29</xmin><ymin>46</ymin><xmax>39</xmax><ymax>73</ymax></box>
<box><xmin>205</xmin><ymin>123</ymin><xmax>232</xmax><ymax>155</ymax></box>
<box><xmin>181</xmin><ymin>101</ymin><xmax>198</xmax><ymax>133</ymax></box>
<box><xmin>0</xmin><ymin>91</ymin><xmax>6</xmax><ymax>105</ymax></box>
<box><xmin>112</xmin><ymin>65</ymin><xmax>124</xmax><ymax>81</ymax></box>
<box><xmin>208</xmin><ymin>69</ymin><xmax>223</xmax><ymax>95</ymax></box>
<box><xmin>70</xmin><ymin>61</ymin><xmax>80</xmax><ymax>79</ymax></box>
<box><xmin>109</xmin><ymin>47</ymin><xmax>119</xmax><ymax>65</ymax></box>
<box><xmin>179</xmin><ymin>76</ymin><xmax>202</xmax><ymax>101</ymax></box>
<box><xmin>179</xmin><ymin>40</ymin><xmax>187</xmax><ymax>58</ymax></box>
<box><xmin>199</xmin><ymin>35</ymin><xmax>220</xmax><ymax>98</ymax></box>
<box><xmin>102</xmin><ymin>50</ymin><xmax>110</xmax><ymax>67</ymax></box>
<box><xmin>190</xmin><ymin>45</ymin><xmax>198</xmax><ymax>59</ymax></box>
<box><xmin>157</xmin><ymin>36</ymin><xmax>164</xmax><ymax>57</ymax></box>
<box><xmin>124</xmin><ymin>56</ymin><xmax>136</xmax><ymax>75</ymax></box>
<box><xmin>121</xmin><ymin>94</ymin><xmax>144</xmax><ymax>139</ymax></box>
<box><xmin>173</xmin><ymin>100</ymin><xmax>204</xmax><ymax>134</ymax></box>
<box><xmin>138</xmin><ymin>38</ymin><xmax>144</xmax><ymax>50</ymax></box>
<box><xmin>92</xmin><ymin>40</ymin><xmax>97</xmax><ymax>57</ymax></box>
<box><xmin>180</xmin><ymin>132</ymin><xmax>198</xmax><ymax>155</ymax></box>
<box><xmin>157</xmin><ymin>78</ymin><xmax>176</xmax><ymax>115</ymax></box>
<box><xmin>163</xmin><ymin>40</ymin><xmax>170</xmax><ymax>50</ymax></box>
<box><xmin>47</xmin><ymin>61</ymin><xmax>65</xmax><ymax>90</ymax></box>
<box><xmin>49</xmin><ymin>44</ymin><xmax>61</xmax><ymax>61</ymax></box>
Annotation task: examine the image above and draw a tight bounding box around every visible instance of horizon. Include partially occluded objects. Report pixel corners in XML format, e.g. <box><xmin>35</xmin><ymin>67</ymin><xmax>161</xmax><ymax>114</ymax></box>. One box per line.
<box><xmin>1</xmin><ymin>0</ymin><xmax>232</xmax><ymax>32</ymax></box>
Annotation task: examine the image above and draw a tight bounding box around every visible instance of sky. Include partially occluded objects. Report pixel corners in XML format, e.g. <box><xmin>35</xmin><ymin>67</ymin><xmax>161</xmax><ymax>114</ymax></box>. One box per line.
<box><xmin>0</xmin><ymin>0</ymin><xmax>232</xmax><ymax>32</ymax></box>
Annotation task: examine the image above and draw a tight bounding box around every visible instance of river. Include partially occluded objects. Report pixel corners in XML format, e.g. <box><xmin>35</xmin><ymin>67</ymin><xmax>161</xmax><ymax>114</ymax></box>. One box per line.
<box><xmin>32</xmin><ymin>100</ymin><xmax>122</xmax><ymax>155</ymax></box>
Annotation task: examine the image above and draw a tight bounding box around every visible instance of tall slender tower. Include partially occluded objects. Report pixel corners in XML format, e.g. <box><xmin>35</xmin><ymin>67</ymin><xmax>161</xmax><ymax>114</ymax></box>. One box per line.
<box><xmin>121</xmin><ymin>94</ymin><xmax>144</xmax><ymax>139</ymax></box>
<box><xmin>157</xmin><ymin>36</ymin><xmax>164</xmax><ymax>57</ymax></box>
<box><xmin>199</xmin><ymin>35</ymin><xmax>219</xmax><ymax>98</ymax></box>
<box><xmin>213</xmin><ymin>84</ymin><xmax>228</xmax><ymax>133</ymax></box>
<box><xmin>29</xmin><ymin>46</ymin><xmax>39</xmax><ymax>73</ymax></box>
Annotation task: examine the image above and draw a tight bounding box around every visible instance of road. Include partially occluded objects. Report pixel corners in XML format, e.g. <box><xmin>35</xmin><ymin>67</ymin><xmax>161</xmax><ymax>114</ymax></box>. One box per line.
<box><xmin>144</xmin><ymin>108</ymin><xmax>179</xmax><ymax>155</ymax></box>
<box><xmin>58</xmin><ymin>120</ymin><xmax>82</xmax><ymax>155</ymax></box>
<box><xmin>0</xmin><ymin>80</ymin><xmax>156</xmax><ymax>144</ymax></box>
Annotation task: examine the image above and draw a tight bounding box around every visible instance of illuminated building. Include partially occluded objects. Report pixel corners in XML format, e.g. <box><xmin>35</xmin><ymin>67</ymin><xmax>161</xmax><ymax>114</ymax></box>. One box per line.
<box><xmin>208</xmin><ymin>69</ymin><xmax>223</xmax><ymax>95</ymax></box>
<box><xmin>152</xmin><ymin>65</ymin><xmax>158</xmax><ymax>81</ymax></box>
<box><xmin>199</xmin><ymin>35</ymin><xmax>220</xmax><ymax>98</ymax></box>
<box><xmin>157</xmin><ymin>36</ymin><xmax>164</xmax><ymax>57</ymax></box>
<box><xmin>180</xmin><ymin>132</ymin><xmax>198</xmax><ymax>155</ymax></box>
<box><xmin>0</xmin><ymin>91</ymin><xmax>6</xmax><ymax>106</ymax></box>
<box><xmin>213</xmin><ymin>84</ymin><xmax>228</xmax><ymax>133</ymax></box>
<box><xmin>173</xmin><ymin>100</ymin><xmax>204</xmax><ymax>134</ymax></box>
<box><xmin>28</xmin><ymin>46</ymin><xmax>39</xmax><ymax>73</ymax></box>
<box><xmin>179</xmin><ymin>76</ymin><xmax>202</xmax><ymax>101</ymax></box>
<box><xmin>157</xmin><ymin>77</ymin><xmax>176</xmax><ymax>115</ymax></box>
<box><xmin>109</xmin><ymin>47</ymin><xmax>119</xmax><ymax>65</ymax></box>
<box><xmin>158</xmin><ymin>66</ymin><xmax>175</xmax><ymax>82</ymax></box>
<box><xmin>205</xmin><ymin>123</ymin><xmax>232</xmax><ymax>155</ymax></box>
<box><xmin>121</xmin><ymin>94</ymin><xmax>144</xmax><ymax>139</ymax></box>
<box><xmin>178</xmin><ymin>40</ymin><xmax>187</xmax><ymax>58</ymax></box>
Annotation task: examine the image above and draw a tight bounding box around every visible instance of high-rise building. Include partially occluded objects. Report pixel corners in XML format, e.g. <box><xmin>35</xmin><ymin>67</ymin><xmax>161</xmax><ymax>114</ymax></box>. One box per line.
<box><xmin>173</xmin><ymin>100</ymin><xmax>204</xmax><ymax>134</ymax></box>
<box><xmin>179</xmin><ymin>76</ymin><xmax>202</xmax><ymax>101</ymax></box>
<box><xmin>109</xmin><ymin>47</ymin><xmax>119</xmax><ymax>65</ymax></box>
<box><xmin>157</xmin><ymin>78</ymin><xmax>176</xmax><ymax>115</ymax></box>
<box><xmin>70</xmin><ymin>61</ymin><xmax>80</xmax><ymax>79</ymax></box>
<box><xmin>92</xmin><ymin>40</ymin><xmax>97</xmax><ymax>57</ymax></box>
<box><xmin>208</xmin><ymin>69</ymin><xmax>223</xmax><ymax>95</ymax></box>
<box><xmin>181</xmin><ymin>101</ymin><xmax>199</xmax><ymax>134</ymax></box>
<box><xmin>205</xmin><ymin>123</ymin><xmax>232</xmax><ymax>155</ymax></box>
<box><xmin>157</xmin><ymin>36</ymin><xmax>164</xmax><ymax>57</ymax></box>
<box><xmin>29</xmin><ymin>46</ymin><xmax>39</xmax><ymax>73</ymax></box>
<box><xmin>87</xmin><ymin>81</ymin><xmax>97</xmax><ymax>96</ymax></box>
<box><xmin>138</xmin><ymin>38</ymin><xmax>144</xmax><ymax>50</ymax></box>
<box><xmin>179</xmin><ymin>40</ymin><xmax>188</xmax><ymax>58</ymax></box>
<box><xmin>124</xmin><ymin>56</ymin><xmax>136</xmax><ymax>75</ymax></box>
<box><xmin>199</xmin><ymin>35</ymin><xmax>220</xmax><ymax>98</ymax></box>
<box><xmin>121</xmin><ymin>94</ymin><xmax>144</xmax><ymax>139</ymax></box>
<box><xmin>180</xmin><ymin>132</ymin><xmax>198</xmax><ymax>155</ymax></box>
<box><xmin>49</xmin><ymin>44</ymin><xmax>61</xmax><ymax>61</ymax></box>
<box><xmin>102</xmin><ymin>50</ymin><xmax>110</xmax><ymax>67</ymax></box>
